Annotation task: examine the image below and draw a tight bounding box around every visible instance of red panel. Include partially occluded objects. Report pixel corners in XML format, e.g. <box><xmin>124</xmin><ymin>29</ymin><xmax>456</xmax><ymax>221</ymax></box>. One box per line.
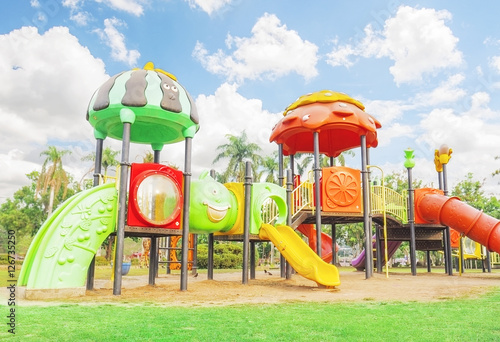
<box><xmin>127</xmin><ymin>163</ymin><xmax>183</xmax><ymax>229</ymax></box>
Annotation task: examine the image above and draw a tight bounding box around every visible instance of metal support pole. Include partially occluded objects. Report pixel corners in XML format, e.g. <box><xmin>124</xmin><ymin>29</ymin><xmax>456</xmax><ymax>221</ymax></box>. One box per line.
<box><xmin>375</xmin><ymin>223</ymin><xmax>382</xmax><ymax>273</ymax></box>
<box><xmin>366</xmin><ymin>149</ymin><xmax>376</xmax><ymax>274</ymax></box>
<box><xmin>407</xmin><ymin>167</ymin><xmax>417</xmax><ymax>276</ymax></box>
<box><xmin>485</xmin><ymin>250</ymin><xmax>491</xmax><ymax>273</ymax></box>
<box><xmin>93</xmin><ymin>138</ymin><xmax>104</xmax><ymax>186</ymax></box>
<box><xmin>207</xmin><ymin>234</ymin><xmax>214</xmax><ymax>279</ymax></box>
<box><xmin>278</xmin><ymin>144</ymin><xmax>285</xmax><ymax>186</ymax></box>
<box><xmin>278</xmin><ymin>144</ymin><xmax>286</xmax><ymax>278</ymax></box>
<box><xmin>149</xmin><ymin>237</ymin><xmax>157</xmax><ymax>285</ymax></box>
<box><xmin>361</xmin><ymin>136</ymin><xmax>372</xmax><ymax>278</ymax></box>
<box><xmin>207</xmin><ymin>170</ymin><xmax>216</xmax><ymax>280</ymax></box>
<box><xmin>442</xmin><ymin>163</ymin><xmax>453</xmax><ymax>276</ymax></box>
<box><xmin>426</xmin><ymin>251</ymin><xmax>432</xmax><ymax>272</ymax></box>
<box><xmin>180</xmin><ymin>137</ymin><xmax>193</xmax><ymax>291</ymax></box>
<box><xmin>87</xmin><ymin>137</ymin><xmax>104</xmax><ymax>291</ymax></box>
<box><xmin>113</xmin><ymin>121</ymin><xmax>132</xmax><ymax>295</ymax></box>
<box><xmin>250</xmin><ymin>241</ymin><xmax>256</xmax><ymax>279</ymax></box>
<box><xmin>242</xmin><ymin>161</ymin><xmax>252</xmax><ymax>284</ymax></box>
<box><xmin>286</xmin><ymin>169</ymin><xmax>293</xmax><ymax>279</ymax></box>
<box><xmin>313</xmin><ymin>132</ymin><xmax>322</xmax><ymax>258</ymax></box>
<box><xmin>437</xmin><ymin>170</ymin><xmax>449</xmax><ymax>274</ymax></box>
<box><xmin>331</xmin><ymin>224</ymin><xmax>336</xmax><ymax>265</ymax></box>
<box><xmin>149</xmin><ymin>149</ymin><xmax>162</xmax><ymax>285</ymax></box>
<box><xmin>459</xmin><ymin>236</ymin><xmax>465</xmax><ymax>274</ymax></box>
<box><xmin>166</xmin><ymin>236</ymin><xmax>171</xmax><ymax>274</ymax></box>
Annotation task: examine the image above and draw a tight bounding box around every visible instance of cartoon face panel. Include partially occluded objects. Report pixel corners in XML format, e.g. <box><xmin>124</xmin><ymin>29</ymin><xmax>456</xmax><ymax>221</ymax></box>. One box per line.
<box><xmin>157</xmin><ymin>73</ymin><xmax>182</xmax><ymax>113</ymax></box>
<box><xmin>189</xmin><ymin>173</ymin><xmax>237</xmax><ymax>233</ymax></box>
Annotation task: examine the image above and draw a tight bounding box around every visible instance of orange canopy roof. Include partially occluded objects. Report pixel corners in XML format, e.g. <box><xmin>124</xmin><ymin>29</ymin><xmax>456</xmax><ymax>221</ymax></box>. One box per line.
<box><xmin>269</xmin><ymin>91</ymin><xmax>381</xmax><ymax>157</ymax></box>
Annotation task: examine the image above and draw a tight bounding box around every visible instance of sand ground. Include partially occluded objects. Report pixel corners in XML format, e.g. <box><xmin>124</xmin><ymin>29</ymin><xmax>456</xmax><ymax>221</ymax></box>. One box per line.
<box><xmin>14</xmin><ymin>268</ymin><xmax>500</xmax><ymax>307</ymax></box>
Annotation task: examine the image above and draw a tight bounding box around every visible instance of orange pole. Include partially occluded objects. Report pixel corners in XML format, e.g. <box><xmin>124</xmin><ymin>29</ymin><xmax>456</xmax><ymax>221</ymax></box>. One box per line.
<box><xmin>415</xmin><ymin>190</ymin><xmax>500</xmax><ymax>254</ymax></box>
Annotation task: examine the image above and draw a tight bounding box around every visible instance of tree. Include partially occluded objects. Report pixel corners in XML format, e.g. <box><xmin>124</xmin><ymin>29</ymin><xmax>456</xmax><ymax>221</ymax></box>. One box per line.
<box><xmin>450</xmin><ymin>172</ymin><xmax>500</xmax><ymax>219</ymax></box>
<box><xmin>451</xmin><ymin>172</ymin><xmax>486</xmax><ymax>208</ymax></box>
<box><xmin>382</xmin><ymin>170</ymin><xmax>424</xmax><ymax>193</ymax></box>
<box><xmin>492</xmin><ymin>156</ymin><xmax>500</xmax><ymax>178</ymax></box>
<box><xmin>0</xmin><ymin>172</ymin><xmax>46</xmax><ymax>254</ymax></box>
<box><xmin>258</xmin><ymin>154</ymin><xmax>279</xmax><ymax>183</ymax></box>
<box><xmin>213</xmin><ymin>131</ymin><xmax>262</xmax><ymax>183</ymax></box>
<box><xmin>36</xmin><ymin>146</ymin><xmax>72</xmax><ymax>215</ymax></box>
<box><xmin>140</xmin><ymin>151</ymin><xmax>154</xmax><ymax>163</ymax></box>
<box><xmin>295</xmin><ymin>151</ymin><xmax>355</xmax><ymax>177</ymax></box>
<box><xmin>82</xmin><ymin>147</ymin><xmax>120</xmax><ymax>185</ymax></box>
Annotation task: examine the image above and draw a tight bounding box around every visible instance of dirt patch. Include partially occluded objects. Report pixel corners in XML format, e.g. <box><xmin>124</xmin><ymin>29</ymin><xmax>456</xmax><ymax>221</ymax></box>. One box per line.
<box><xmin>40</xmin><ymin>269</ymin><xmax>500</xmax><ymax>307</ymax></box>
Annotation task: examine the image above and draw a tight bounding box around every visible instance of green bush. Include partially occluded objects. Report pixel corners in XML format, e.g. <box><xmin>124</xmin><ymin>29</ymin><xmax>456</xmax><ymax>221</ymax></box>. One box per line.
<box><xmin>196</xmin><ymin>243</ymin><xmax>259</xmax><ymax>269</ymax></box>
<box><xmin>95</xmin><ymin>256</ymin><xmax>109</xmax><ymax>266</ymax></box>
<box><xmin>0</xmin><ymin>253</ymin><xmax>23</xmax><ymax>265</ymax></box>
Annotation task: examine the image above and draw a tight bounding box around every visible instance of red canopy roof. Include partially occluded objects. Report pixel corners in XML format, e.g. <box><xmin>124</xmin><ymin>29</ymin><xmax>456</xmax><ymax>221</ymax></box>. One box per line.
<box><xmin>270</xmin><ymin>91</ymin><xmax>381</xmax><ymax>157</ymax></box>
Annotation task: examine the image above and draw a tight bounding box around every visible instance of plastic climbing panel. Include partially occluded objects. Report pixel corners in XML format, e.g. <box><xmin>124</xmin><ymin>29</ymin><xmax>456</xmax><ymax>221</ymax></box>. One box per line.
<box><xmin>18</xmin><ymin>183</ymin><xmax>118</xmax><ymax>289</ymax></box>
<box><xmin>321</xmin><ymin>166</ymin><xmax>362</xmax><ymax>213</ymax></box>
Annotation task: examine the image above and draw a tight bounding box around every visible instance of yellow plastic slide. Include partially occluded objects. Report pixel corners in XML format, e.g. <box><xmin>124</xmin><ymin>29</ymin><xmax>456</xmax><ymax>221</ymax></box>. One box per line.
<box><xmin>259</xmin><ymin>224</ymin><xmax>340</xmax><ymax>287</ymax></box>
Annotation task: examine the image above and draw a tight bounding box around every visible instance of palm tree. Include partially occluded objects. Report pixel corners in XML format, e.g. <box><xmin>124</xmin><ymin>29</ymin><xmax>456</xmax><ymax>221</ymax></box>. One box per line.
<box><xmin>140</xmin><ymin>151</ymin><xmax>154</xmax><ymax>163</ymax></box>
<box><xmin>258</xmin><ymin>155</ymin><xmax>279</xmax><ymax>183</ymax></box>
<box><xmin>296</xmin><ymin>150</ymin><xmax>356</xmax><ymax>177</ymax></box>
<box><xmin>82</xmin><ymin>147</ymin><xmax>120</xmax><ymax>185</ymax></box>
<box><xmin>36</xmin><ymin>146</ymin><xmax>71</xmax><ymax>215</ymax></box>
<box><xmin>256</xmin><ymin>151</ymin><xmax>291</xmax><ymax>183</ymax></box>
<box><xmin>213</xmin><ymin>131</ymin><xmax>262</xmax><ymax>183</ymax></box>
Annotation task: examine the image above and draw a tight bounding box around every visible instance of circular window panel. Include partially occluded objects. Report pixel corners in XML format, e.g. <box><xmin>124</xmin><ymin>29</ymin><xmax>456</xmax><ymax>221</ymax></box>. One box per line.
<box><xmin>134</xmin><ymin>173</ymin><xmax>182</xmax><ymax>226</ymax></box>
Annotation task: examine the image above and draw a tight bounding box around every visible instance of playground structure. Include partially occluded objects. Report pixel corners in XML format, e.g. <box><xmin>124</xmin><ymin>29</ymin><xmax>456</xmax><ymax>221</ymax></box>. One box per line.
<box><xmin>18</xmin><ymin>63</ymin><xmax>500</xmax><ymax>298</ymax></box>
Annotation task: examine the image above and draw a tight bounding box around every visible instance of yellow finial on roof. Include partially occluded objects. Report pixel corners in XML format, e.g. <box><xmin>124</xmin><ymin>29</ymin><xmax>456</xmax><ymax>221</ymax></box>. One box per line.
<box><xmin>142</xmin><ymin>61</ymin><xmax>177</xmax><ymax>81</ymax></box>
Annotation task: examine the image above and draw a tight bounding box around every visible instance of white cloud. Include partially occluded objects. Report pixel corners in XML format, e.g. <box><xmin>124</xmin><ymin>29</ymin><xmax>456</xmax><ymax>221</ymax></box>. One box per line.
<box><xmin>364</xmin><ymin>99</ymin><xmax>412</xmax><ymax>125</ymax></box>
<box><xmin>489</xmin><ymin>55</ymin><xmax>500</xmax><ymax>73</ymax></box>
<box><xmin>95</xmin><ymin>0</ymin><xmax>145</xmax><ymax>16</ymax></box>
<box><xmin>94</xmin><ymin>18</ymin><xmax>140</xmax><ymax>66</ymax></box>
<box><xmin>417</xmin><ymin>96</ymin><xmax>500</xmax><ymax>194</ymax></box>
<box><xmin>62</xmin><ymin>0</ymin><xmax>91</xmax><ymax>26</ymax></box>
<box><xmin>70</xmin><ymin>11</ymin><xmax>91</xmax><ymax>26</ymax></box>
<box><xmin>185</xmin><ymin>0</ymin><xmax>233</xmax><ymax>15</ymax></box>
<box><xmin>191</xmin><ymin>82</ymin><xmax>281</xmax><ymax>173</ymax></box>
<box><xmin>326</xmin><ymin>6</ymin><xmax>463</xmax><ymax>85</ymax></box>
<box><xmin>377</xmin><ymin>123</ymin><xmax>414</xmax><ymax>148</ymax></box>
<box><xmin>0</xmin><ymin>26</ymin><xmax>108</xmax><ymax>202</ymax></box>
<box><xmin>62</xmin><ymin>0</ymin><xmax>82</xmax><ymax>10</ymax></box>
<box><xmin>412</xmin><ymin>74</ymin><xmax>466</xmax><ymax>106</ymax></box>
<box><xmin>363</xmin><ymin>99</ymin><xmax>415</xmax><ymax>148</ymax></box>
<box><xmin>0</xmin><ymin>152</ymin><xmax>40</xmax><ymax>203</ymax></box>
<box><xmin>193</xmin><ymin>13</ymin><xmax>319</xmax><ymax>83</ymax></box>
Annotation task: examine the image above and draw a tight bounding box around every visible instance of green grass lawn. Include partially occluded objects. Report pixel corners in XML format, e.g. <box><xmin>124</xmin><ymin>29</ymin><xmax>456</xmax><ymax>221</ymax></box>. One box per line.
<box><xmin>3</xmin><ymin>265</ymin><xmax>499</xmax><ymax>341</ymax></box>
<box><xmin>1</xmin><ymin>288</ymin><xmax>499</xmax><ymax>341</ymax></box>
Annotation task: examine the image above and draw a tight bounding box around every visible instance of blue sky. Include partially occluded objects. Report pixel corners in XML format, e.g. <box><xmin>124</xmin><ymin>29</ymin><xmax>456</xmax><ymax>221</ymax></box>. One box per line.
<box><xmin>2</xmin><ymin>0</ymin><xmax>500</xmax><ymax>202</ymax></box>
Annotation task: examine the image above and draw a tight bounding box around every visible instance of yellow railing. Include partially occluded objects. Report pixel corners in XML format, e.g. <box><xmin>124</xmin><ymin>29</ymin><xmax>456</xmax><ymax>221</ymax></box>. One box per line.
<box><xmin>370</xmin><ymin>186</ymin><xmax>408</xmax><ymax>223</ymax></box>
<box><xmin>285</xmin><ymin>180</ymin><xmax>408</xmax><ymax>224</ymax></box>
<box><xmin>491</xmin><ymin>252</ymin><xmax>500</xmax><ymax>266</ymax></box>
<box><xmin>262</xmin><ymin>197</ymin><xmax>280</xmax><ymax>225</ymax></box>
<box><xmin>291</xmin><ymin>180</ymin><xmax>314</xmax><ymax>218</ymax></box>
